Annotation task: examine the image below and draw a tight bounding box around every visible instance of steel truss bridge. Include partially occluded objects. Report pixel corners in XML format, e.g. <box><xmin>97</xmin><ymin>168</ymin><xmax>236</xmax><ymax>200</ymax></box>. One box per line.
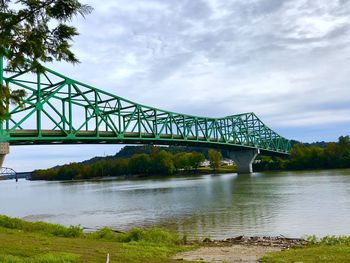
<box><xmin>0</xmin><ymin>55</ymin><xmax>291</xmax><ymax>162</ymax></box>
<box><xmin>0</xmin><ymin>167</ymin><xmax>16</xmax><ymax>179</ymax></box>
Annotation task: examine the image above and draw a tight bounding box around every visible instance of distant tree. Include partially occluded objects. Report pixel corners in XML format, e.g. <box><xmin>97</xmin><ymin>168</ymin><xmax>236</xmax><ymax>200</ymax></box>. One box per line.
<box><xmin>188</xmin><ymin>152</ymin><xmax>205</xmax><ymax>172</ymax></box>
<box><xmin>110</xmin><ymin>159</ymin><xmax>129</xmax><ymax>176</ymax></box>
<box><xmin>129</xmin><ymin>154</ymin><xmax>151</xmax><ymax>175</ymax></box>
<box><xmin>335</xmin><ymin>136</ymin><xmax>350</xmax><ymax>168</ymax></box>
<box><xmin>56</xmin><ymin>163</ymin><xmax>79</xmax><ymax>180</ymax></box>
<box><xmin>324</xmin><ymin>142</ymin><xmax>338</xmax><ymax>168</ymax></box>
<box><xmin>208</xmin><ymin>149</ymin><xmax>222</xmax><ymax>173</ymax></box>
<box><xmin>338</xmin><ymin>136</ymin><xmax>350</xmax><ymax>148</ymax></box>
<box><xmin>173</xmin><ymin>152</ymin><xmax>190</xmax><ymax>172</ymax></box>
<box><xmin>254</xmin><ymin>156</ymin><xmax>274</xmax><ymax>171</ymax></box>
<box><xmin>77</xmin><ymin>165</ymin><xmax>93</xmax><ymax>179</ymax></box>
<box><xmin>31</xmin><ymin>167</ymin><xmax>57</xmax><ymax>180</ymax></box>
<box><xmin>151</xmin><ymin>150</ymin><xmax>175</xmax><ymax>175</ymax></box>
<box><xmin>0</xmin><ymin>0</ymin><xmax>93</xmax><ymax>119</ymax></box>
<box><xmin>289</xmin><ymin>144</ymin><xmax>308</xmax><ymax>169</ymax></box>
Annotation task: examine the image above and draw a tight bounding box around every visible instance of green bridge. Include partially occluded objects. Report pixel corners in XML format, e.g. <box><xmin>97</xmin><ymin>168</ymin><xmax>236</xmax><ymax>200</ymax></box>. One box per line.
<box><xmin>0</xmin><ymin>54</ymin><xmax>291</xmax><ymax>173</ymax></box>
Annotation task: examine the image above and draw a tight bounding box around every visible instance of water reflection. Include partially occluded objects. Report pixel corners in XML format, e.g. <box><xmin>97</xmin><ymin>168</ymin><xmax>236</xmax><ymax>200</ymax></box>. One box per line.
<box><xmin>1</xmin><ymin>170</ymin><xmax>350</xmax><ymax>238</ymax></box>
<box><xmin>156</xmin><ymin>173</ymin><xmax>288</xmax><ymax>238</ymax></box>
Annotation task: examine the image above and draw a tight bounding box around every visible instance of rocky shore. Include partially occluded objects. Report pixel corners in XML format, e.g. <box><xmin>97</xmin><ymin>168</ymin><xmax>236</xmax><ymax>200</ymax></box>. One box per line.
<box><xmin>202</xmin><ymin>235</ymin><xmax>308</xmax><ymax>249</ymax></box>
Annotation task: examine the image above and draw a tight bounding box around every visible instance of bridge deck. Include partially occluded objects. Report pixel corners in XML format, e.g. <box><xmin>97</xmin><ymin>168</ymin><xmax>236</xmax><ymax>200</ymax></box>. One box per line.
<box><xmin>4</xmin><ymin>129</ymin><xmax>288</xmax><ymax>156</ymax></box>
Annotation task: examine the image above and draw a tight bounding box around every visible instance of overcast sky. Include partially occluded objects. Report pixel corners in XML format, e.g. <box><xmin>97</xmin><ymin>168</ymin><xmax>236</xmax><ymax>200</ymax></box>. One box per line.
<box><xmin>6</xmin><ymin>0</ymin><xmax>350</xmax><ymax>172</ymax></box>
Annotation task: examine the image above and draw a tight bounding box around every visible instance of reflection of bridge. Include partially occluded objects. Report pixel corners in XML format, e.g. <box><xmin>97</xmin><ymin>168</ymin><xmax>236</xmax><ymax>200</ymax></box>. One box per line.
<box><xmin>0</xmin><ymin>53</ymin><xmax>291</xmax><ymax>173</ymax></box>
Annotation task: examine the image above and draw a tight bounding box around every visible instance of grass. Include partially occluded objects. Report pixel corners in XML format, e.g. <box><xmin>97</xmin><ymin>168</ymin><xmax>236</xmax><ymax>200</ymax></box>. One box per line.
<box><xmin>262</xmin><ymin>245</ymin><xmax>350</xmax><ymax>263</ymax></box>
<box><xmin>306</xmin><ymin>235</ymin><xmax>350</xmax><ymax>245</ymax></box>
<box><xmin>262</xmin><ymin>236</ymin><xmax>350</xmax><ymax>263</ymax></box>
<box><xmin>0</xmin><ymin>215</ymin><xmax>83</xmax><ymax>237</ymax></box>
<box><xmin>0</xmin><ymin>253</ymin><xmax>79</xmax><ymax>263</ymax></box>
<box><xmin>0</xmin><ymin>215</ymin><xmax>194</xmax><ymax>263</ymax></box>
<box><xmin>6</xmin><ymin>215</ymin><xmax>350</xmax><ymax>263</ymax></box>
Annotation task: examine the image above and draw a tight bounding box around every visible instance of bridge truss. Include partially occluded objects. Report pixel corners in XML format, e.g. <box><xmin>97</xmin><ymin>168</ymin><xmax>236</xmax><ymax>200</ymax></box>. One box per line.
<box><xmin>0</xmin><ymin>167</ymin><xmax>16</xmax><ymax>178</ymax></box>
<box><xmin>0</xmin><ymin>55</ymin><xmax>291</xmax><ymax>155</ymax></box>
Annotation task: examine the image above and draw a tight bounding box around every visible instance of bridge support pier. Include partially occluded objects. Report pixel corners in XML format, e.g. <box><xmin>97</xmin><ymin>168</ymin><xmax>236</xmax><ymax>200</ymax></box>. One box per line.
<box><xmin>0</xmin><ymin>142</ymin><xmax>9</xmax><ymax>167</ymax></box>
<box><xmin>230</xmin><ymin>149</ymin><xmax>260</xmax><ymax>174</ymax></box>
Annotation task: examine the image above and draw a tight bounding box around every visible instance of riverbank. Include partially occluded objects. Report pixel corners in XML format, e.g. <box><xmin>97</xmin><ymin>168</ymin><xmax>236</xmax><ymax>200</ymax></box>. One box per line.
<box><xmin>176</xmin><ymin>242</ymin><xmax>350</xmax><ymax>263</ymax></box>
<box><xmin>0</xmin><ymin>215</ymin><xmax>193</xmax><ymax>262</ymax></box>
<box><xmin>175</xmin><ymin>236</ymin><xmax>308</xmax><ymax>262</ymax></box>
<box><xmin>1</xmin><ymin>215</ymin><xmax>350</xmax><ymax>262</ymax></box>
<box><xmin>176</xmin><ymin>235</ymin><xmax>350</xmax><ymax>262</ymax></box>
<box><xmin>28</xmin><ymin>165</ymin><xmax>236</xmax><ymax>181</ymax></box>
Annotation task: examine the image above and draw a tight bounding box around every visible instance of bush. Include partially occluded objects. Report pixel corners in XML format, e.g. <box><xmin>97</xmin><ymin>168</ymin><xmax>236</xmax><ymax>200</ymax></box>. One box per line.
<box><xmin>0</xmin><ymin>215</ymin><xmax>83</xmax><ymax>238</ymax></box>
<box><xmin>90</xmin><ymin>227</ymin><xmax>117</xmax><ymax>240</ymax></box>
<box><xmin>116</xmin><ymin>228</ymin><xmax>179</xmax><ymax>245</ymax></box>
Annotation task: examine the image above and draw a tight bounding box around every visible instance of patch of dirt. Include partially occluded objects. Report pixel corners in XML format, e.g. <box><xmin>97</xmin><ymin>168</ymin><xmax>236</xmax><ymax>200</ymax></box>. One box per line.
<box><xmin>174</xmin><ymin>236</ymin><xmax>308</xmax><ymax>263</ymax></box>
<box><xmin>174</xmin><ymin>244</ymin><xmax>280</xmax><ymax>263</ymax></box>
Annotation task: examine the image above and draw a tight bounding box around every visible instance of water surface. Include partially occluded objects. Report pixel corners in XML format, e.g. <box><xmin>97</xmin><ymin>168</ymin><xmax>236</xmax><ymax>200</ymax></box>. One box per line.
<box><xmin>1</xmin><ymin>170</ymin><xmax>350</xmax><ymax>239</ymax></box>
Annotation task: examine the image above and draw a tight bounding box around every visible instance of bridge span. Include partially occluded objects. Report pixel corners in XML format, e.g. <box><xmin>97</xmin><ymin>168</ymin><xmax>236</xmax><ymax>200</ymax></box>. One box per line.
<box><xmin>0</xmin><ymin>54</ymin><xmax>291</xmax><ymax>173</ymax></box>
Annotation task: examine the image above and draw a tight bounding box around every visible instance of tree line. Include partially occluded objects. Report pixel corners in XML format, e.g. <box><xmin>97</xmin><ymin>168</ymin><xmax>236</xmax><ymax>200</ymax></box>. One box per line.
<box><xmin>32</xmin><ymin>135</ymin><xmax>350</xmax><ymax>180</ymax></box>
<box><xmin>31</xmin><ymin>149</ymin><xmax>224</xmax><ymax>180</ymax></box>
<box><xmin>254</xmin><ymin>136</ymin><xmax>350</xmax><ymax>171</ymax></box>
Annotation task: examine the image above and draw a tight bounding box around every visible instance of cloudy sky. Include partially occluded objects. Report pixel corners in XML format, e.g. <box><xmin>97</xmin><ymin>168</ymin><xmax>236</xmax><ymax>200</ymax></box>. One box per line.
<box><xmin>6</xmin><ymin>0</ymin><xmax>350</xmax><ymax>171</ymax></box>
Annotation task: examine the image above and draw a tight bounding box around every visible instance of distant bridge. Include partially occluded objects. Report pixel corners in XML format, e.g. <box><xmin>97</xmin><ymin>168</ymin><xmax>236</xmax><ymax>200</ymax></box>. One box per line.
<box><xmin>0</xmin><ymin>54</ymin><xmax>291</xmax><ymax>173</ymax></box>
<box><xmin>0</xmin><ymin>167</ymin><xmax>16</xmax><ymax>179</ymax></box>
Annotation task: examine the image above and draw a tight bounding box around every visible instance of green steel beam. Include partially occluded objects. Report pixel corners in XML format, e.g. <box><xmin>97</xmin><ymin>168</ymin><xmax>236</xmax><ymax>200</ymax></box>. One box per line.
<box><xmin>0</xmin><ymin>58</ymin><xmax>292</xmax><ymax>154</ymax></box>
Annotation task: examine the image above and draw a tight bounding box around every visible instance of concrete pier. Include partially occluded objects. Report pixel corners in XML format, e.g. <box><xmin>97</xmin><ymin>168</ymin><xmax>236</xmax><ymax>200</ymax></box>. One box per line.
<box><xmin>230</xmin><ymin>149</ymin><xmax>260</xmax><ymax>174</ymax></box>
<box><xmin>0</xmin><ymin>142</ymin><xmax>9</xmax><ymax>167</ymax></box>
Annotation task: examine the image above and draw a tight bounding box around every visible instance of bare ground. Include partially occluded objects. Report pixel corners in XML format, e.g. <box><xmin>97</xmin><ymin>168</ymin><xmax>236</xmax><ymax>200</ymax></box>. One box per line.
<box><xmin>174</xmin><ymin>245</ymin><xmax>281</xmax><ymax>263</ymax></box>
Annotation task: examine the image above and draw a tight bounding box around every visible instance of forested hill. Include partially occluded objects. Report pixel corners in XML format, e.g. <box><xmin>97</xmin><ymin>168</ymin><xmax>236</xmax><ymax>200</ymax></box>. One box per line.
<box><xmin>82</xmin><ymin>140</ymin><xmax>322</xmax><ymax>165</ymax></box>
<box><xmin>115</xmin><ymin>146</ymin><xmax>215</xmax><ymax>158</ymax></box>
<box><xmin>60</xmin><ymin>139</ymin><xmax>334</xmax><ymax>167</ymax></box>
<box><xmin>82</xmin><ymin>145</ymin><xmax>229</xmax><ymax>165</ymax></box>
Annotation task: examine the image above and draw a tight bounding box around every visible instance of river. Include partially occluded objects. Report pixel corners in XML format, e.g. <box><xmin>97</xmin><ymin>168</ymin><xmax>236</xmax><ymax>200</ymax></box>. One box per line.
<box><xmin>1</xmin><ymin>170</ymin><xmax>350</xmax><ymax>239</ymax></box>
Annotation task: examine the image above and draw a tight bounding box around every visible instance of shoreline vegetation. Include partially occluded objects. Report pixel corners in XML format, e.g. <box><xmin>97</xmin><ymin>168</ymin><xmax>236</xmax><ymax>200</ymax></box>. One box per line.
<box><xmin>1</xmin><ymin>215</ymin><xmax>350</xmax><ymax>262</ymax></box>
<box><xmin>30</xmin><ymin>135</ymin><xmax>350</xmax><ymax>181</ymax></box>
<box><xmin>0</xmin><ymin>215</ymin><xmax>192</xmax><ymax>263</ymax></box>
<box><xmin>31</xmin><ymin>148</ymin><xmax>231</xmax><ymax>181</ymax></box>
<box><xmin>255</xmin><ymin>135</ymin><xmax>350</xmax><ymax>172</ymax></box>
